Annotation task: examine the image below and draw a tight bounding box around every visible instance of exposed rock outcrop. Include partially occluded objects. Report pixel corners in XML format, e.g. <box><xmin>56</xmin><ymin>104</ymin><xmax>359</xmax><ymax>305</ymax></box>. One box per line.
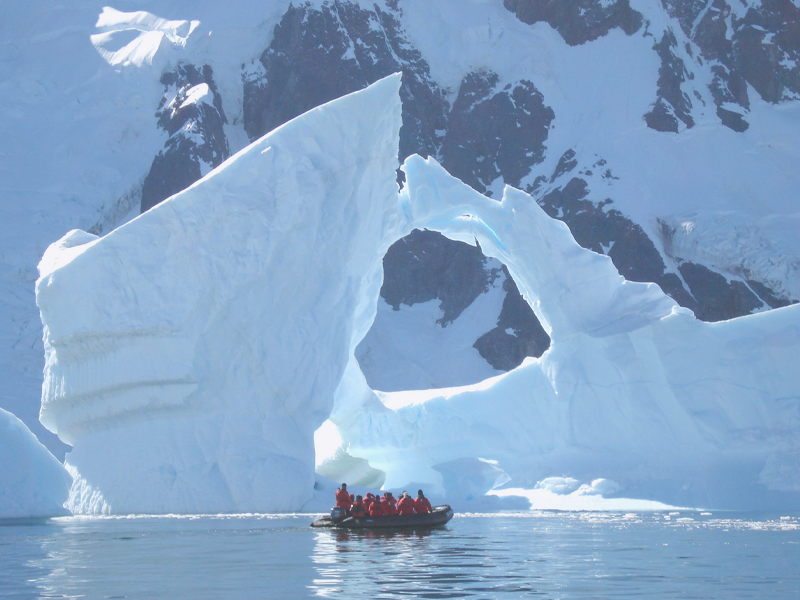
<box><xmin>136</xmin><ymin>0</ymin><xmax>797</xmax><ymax>376</ymax></box>
<box><xmin>141</xmin><ymin>65</ymin><xmax>229</xmax><ymax>213</ymax></box>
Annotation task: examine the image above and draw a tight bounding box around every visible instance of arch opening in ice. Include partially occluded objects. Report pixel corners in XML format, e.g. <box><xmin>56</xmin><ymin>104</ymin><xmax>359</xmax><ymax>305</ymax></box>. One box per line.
<box><xmin>355</xmin><ymin>227</ymin><xmax>549</xmax><ymax>394</ymax></box>
<box><xmin>36</xmin><ymin>74</ymin><xmax>800</xmax><ymax>513</ymax></box>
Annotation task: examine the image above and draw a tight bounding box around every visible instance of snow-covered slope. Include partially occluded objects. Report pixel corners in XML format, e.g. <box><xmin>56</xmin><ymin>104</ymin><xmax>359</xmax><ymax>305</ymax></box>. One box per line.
<box><xmin>0</xmin><ymin>407</ymin><xmax>71</xmax><ymax>518</ymax></box>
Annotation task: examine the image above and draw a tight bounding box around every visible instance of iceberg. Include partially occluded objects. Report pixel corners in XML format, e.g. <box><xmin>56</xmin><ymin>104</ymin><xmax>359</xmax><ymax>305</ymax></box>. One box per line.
<box><xmin>330</xmin><ymin>155</ymin><xmax>800</xmax><ymax>510</ymax></box>
<box><xmin>0</xmin><ymin>407</ymin><xmax>71</xmax><ymax>518</ymax></box>
<box><xmin>37</xmin><ymin>73</ymin><xmax>800</xmax><ymax>513</ymax></box>
<box><xmin>36</xmin><ymin>74</ymin><xmax>404</xmax><ymax>514</ymax></box>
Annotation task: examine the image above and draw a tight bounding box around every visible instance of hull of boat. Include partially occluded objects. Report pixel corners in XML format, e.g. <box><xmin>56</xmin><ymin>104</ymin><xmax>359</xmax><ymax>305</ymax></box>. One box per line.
<box><xmin>311</xmin><ymin>505</ymin><xmax>454</xmax><ymax>529</ymax></box>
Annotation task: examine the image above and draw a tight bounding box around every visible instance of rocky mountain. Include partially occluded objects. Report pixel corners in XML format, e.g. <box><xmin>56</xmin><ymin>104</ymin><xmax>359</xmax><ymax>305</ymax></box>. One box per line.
<box><xmin>139</xmin><ymin>0</ymin><xmax>798</xmax><ymax>377</ymax></box>
<box><xmin>1</xmin><ymin>0</ymin><xmax>799</xmax><ymax>454</ymax></box>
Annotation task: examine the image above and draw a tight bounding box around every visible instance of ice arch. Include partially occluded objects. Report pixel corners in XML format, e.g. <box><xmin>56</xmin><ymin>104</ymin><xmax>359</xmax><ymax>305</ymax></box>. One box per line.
<box><xmin>329</xmin><ymin>155</ymin><xmax>800</xmax><ymax>510</ymax></box>
<box><xmin>37</xmin><ymin>74</ymin><xmax>800</xmax><ymax>513</ymax></box>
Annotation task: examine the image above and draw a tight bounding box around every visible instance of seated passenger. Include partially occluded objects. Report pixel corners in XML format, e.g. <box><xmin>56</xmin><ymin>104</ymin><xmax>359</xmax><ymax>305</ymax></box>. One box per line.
<box><xmin>382</xmin><ymin>492</ymin><xmax>398</xmax><ymax>516</ymax></box>
<box><xmin>414</xmin><ymin>489</ymin><xmax>432</xmax><ymax>514</ymax></box>
<box><xmin>363</xmin><ymin>493</ymin><xmax>374</xmax><ymax>510</ymax></box>
<box><xmin>335</xmin><ymin>483</ymin><xmax>352</xmax><ymax>510</ymax></box>
<box><xmin>396</xmin><ymin>491</ymin><xmax>416</xmax><ymax>515</ymax></box>
<box><xmin>350</xmin><ymin>495</ymin><xmax>366</xmax><ymax>516</ymax></box>
<box><xmin>368</xmin><ymin>497</ymin><xmax>385</xmax><ymax>517</ymax></box>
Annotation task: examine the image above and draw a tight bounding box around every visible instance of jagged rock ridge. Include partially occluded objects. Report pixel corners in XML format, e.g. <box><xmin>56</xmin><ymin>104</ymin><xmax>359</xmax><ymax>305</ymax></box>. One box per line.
<box><xmin>141</xmin><ymin>65</ymin><xmax>230</xmax><ymax>213</ymax></box>
<box><xmin>138</xmin><ymin>0</ymin><xmax>797</xmax><ymax>381</ymax></box>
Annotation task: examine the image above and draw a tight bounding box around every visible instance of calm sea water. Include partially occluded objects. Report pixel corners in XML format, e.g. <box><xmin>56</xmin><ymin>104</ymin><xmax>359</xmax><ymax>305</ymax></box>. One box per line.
<box><xmin>1</xmin><ymin>511</ymin><xmax>798</xmax><ymax>599</ymax></box>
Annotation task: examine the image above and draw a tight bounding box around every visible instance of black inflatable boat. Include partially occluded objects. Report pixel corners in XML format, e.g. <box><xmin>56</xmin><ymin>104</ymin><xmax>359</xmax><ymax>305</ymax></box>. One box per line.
<box><xmin>311</xmin><ymin>505</ymin><xmax>454</xmax><ymax>529</ymax></box>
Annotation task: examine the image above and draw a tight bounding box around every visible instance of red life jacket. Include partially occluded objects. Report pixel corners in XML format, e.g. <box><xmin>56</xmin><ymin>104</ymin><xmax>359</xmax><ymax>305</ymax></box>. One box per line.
<box><xmin>335</xmin><ymin>488</ymin><xmax>352</xmax><ymax>509</ymax></box>
<box><xmin>382</xmin><ymin>497</ymin><xmax>398</xmax><ymax>515</ymax></box>
<box><xmin>414</xmin><ymin>496</ymin><xmax>432</xmax><ymax>513</ymax></box>
<box><xmin>364</xmin><ymin>496</ymin><xmax>373</xmax><ymax>510</ymax></box>
<box><xmin>397</xmin><ymin>496</ymin><xmax>415</xmax><ymax>515</ymax></box>
<box><xmin>350</xmin><ymin>501</ymin><xmax>366</xmax><ymax>516</ymax></box>
<box><xmin>369</xmin><ymin>501</ymin><xmax>385</xmax><ymax>517</ymax></box>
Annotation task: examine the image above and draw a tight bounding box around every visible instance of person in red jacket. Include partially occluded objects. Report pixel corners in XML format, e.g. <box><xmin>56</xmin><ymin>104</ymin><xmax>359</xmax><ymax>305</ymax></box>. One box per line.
<box><xmin>335</xmin><ymin>483</ymin><xmax>352</xmax><ymax>510</ymax></box>
<box><xmin>368</xmin><ymin>497</ymin><xmax>385</xmax><ymax>517</ymax></box>
<box><xmin>396</xmin><ymin>491</ymin><xmax>415</xmax><ymax>515</ymax></box>
<box><xmin>414</xmin><ymin>489</ymin><xmax>432</xmax><ymax>514</ymax></box>
<box><xmin>350</xmin><ymin>495</ymin><xmax>366</xmax><ymax>516</ymax></box>
<box><xmin>382</xmin><ymin>492</ymin><xmax>398</xmax><ymax>515</ymax></box>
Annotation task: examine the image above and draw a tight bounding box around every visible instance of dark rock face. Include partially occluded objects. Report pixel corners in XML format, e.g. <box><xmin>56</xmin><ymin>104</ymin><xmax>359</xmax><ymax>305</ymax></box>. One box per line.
<box><xmin>660</xmin><ymin>0</ymin><xmax>800</xmax><ymax>131</ymax></box>
<box><xmin>473</xmin><ymin>266</ymin><xmax>551</xmax><ymax>371</ymax></box>
<box><xmin>677</xmin><ymin>262</ymin><xmax>764</xmax><ymax>321</ymax></box>
<box><xmin>381</xmin><ymin>230</ymin><xmax>497</xmax><ymax>327</ymax></box>
<box><xmin>135</xmin><ymin>0</ymin><xmax>797</xmax><ymax>378</ymax></box>
<box><xmin>440</xmin><ymin>71</ymin><xmax>555</xmax><ymax>196</ymax></box>
<box><xmin>645</xmin><ymin>29</ymin><xmax>696</xmax><ymax>132</ymax></box>
<box><xmin>141</xmin><ymin>65</ymin><xmax>229</xmax><ymax>213</ymax></box>
<box><xmin>530</xmin><ymin>150</ymin><xmax>798</xmax><ymax>322</ymax></box>
<box><xmin>503</xmin><ymin>0</ymin><xmax>644</xmax><ymax>46</ymax></box>
<box><xmin>746</xmin><ymin>279</ymin><xmax>795</xmax><ymax>310</ymax></box>
<box><xmin>533</xmin><ymin>152</ymin><xmax>696</xmax><ymax>312</ymax></box>
<box><xmin>381</xmin><ymin>231</ymin><xmax>551</xmax><ymax>365</ymax></box>
<box><xmin>242</xmin><ymin>1</ymin><xmax>448</xmax><ymax>161</ymax></box>
<box><xmin>242</xmin><ymin>1</ymin><xmax>553</xmax><ymax>367</ymax></box>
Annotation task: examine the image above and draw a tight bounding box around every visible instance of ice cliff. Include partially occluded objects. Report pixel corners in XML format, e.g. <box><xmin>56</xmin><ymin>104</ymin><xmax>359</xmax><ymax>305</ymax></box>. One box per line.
<box><xmin>36</xmin><ymin>75</ymin><xmax>404</xmax><ymax>514</ymax></box>
<box><xmin>37</xmin><ymin>74</ymin><xmax>800</xmax><ymax>514</ymax></box>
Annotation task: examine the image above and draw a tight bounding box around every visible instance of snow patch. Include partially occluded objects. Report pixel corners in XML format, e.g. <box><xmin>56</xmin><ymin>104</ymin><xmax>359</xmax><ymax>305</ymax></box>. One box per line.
<box><xmin>91</xmin><ymin>7</ymin><xmax>200</xmax><ymax>68</ymax></box>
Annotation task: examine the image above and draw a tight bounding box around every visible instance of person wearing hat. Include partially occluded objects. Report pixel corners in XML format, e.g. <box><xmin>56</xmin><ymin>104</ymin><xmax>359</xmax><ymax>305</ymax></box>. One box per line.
<box><xmin>335</xmin><ymin>483</ymin><xmax>352</xmax><ymax>510</ymax></box>
<box><xmin>414</xmin><ymin>489</ymin><xmax>432</xmax><ymax>514</ymax></box>
<box><xmin>396</xmin><ymin>491</ymin><xmax>416</xmax><ymax>515</ymax></box>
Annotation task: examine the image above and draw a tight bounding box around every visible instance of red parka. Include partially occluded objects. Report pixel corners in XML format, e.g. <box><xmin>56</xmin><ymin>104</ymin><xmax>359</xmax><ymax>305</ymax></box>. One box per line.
<box><xmin>335</xmin><ymin>487</ymin><xmax>352</xmax><ymax>509</ymax></box>
<box><xmin>368</xmin><ymin>500</ymin><xmax>385</xmax><ymax>517</ymax></box>
<box><xmin>396</xmin><ymin>496</ymin><xmax>415</xmax><ymax>515</ymax></box>
<box><xmin>382</xmin><ymin>496</ymin><xmax>398</xmax><ymax>516</ymax></box>
<box><xmin>414</xmin><ymin>496</ymin><xmax>432</xmax><ymax>514</ymax></box>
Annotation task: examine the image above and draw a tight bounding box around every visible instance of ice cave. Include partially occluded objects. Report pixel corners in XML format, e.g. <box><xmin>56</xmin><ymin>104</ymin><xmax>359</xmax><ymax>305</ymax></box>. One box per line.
<box><xmin>34</xmin><ymin>74</ymin><xmax>800</xmax><ymax>515</ymax></box>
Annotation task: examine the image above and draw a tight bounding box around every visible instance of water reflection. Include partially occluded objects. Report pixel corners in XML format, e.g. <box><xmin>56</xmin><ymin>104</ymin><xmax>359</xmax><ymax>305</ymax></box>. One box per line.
<box><xmin>308</xmin><ymin>514</ymin><xmax>800</xmax><ymax>599</ymax></box>
<box><xmin>0</xmin><ymin>519</ymin><xmax>54</xmax><ymax>599</ymax></box>
<box><xmin>310</xmin><ymin>525</ymin><xmax>539</xmax><ymax>598</ymax></box>
<box><xmin>1</xmin><ymin>515</ymin><xmax>319</xmax><ymax>600</ymax></box>
<box><xmin>1</xmin><ymin>513</ymin><xmax>798</xmax><ymax>599</ymax></box>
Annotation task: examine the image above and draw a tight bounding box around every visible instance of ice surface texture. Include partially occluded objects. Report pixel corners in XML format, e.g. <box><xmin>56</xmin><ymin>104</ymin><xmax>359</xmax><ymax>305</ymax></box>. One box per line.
<box><xmin>37</xmin><ymin>73</ymin><xmax>800</xmax><ymax>513</ymax></box>
<box><xmin>36</xmin><ymin>75</ymin><xmax>404</xmax><ymax>514</ymax></box>
<box><xmin>332</xmin><ymin>155</ymin><xmax>800</xmax><ymax>510</ymax></box>
<box><xmin>0</xmin><ymin>407</ymin><xmax>71</xmax><ymax>517</ymax></box>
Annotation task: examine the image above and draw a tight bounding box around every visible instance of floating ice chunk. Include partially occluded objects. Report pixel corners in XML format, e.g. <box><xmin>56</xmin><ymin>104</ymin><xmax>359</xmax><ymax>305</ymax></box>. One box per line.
<box><xmin>0</xmin><ymin>408</ymin><xmax>71</xmax><ymax>518</ymax></box>
<box><xmin>535</xmin><ymin>477</ymin><xmax>581</xmax><ymax>495</ymax></box>
<box><xmin>434</xmin><ymin>457</ymin><xmax>511</xmax><ymax>501</ymax></box>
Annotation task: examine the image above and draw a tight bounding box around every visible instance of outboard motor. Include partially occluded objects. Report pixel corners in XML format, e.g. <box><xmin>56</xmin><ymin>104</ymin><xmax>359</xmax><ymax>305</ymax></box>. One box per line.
<box><xmin>330</xmin><ymin>507</ymin><xmax>347</xmax><ymax>523</ymax></box>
